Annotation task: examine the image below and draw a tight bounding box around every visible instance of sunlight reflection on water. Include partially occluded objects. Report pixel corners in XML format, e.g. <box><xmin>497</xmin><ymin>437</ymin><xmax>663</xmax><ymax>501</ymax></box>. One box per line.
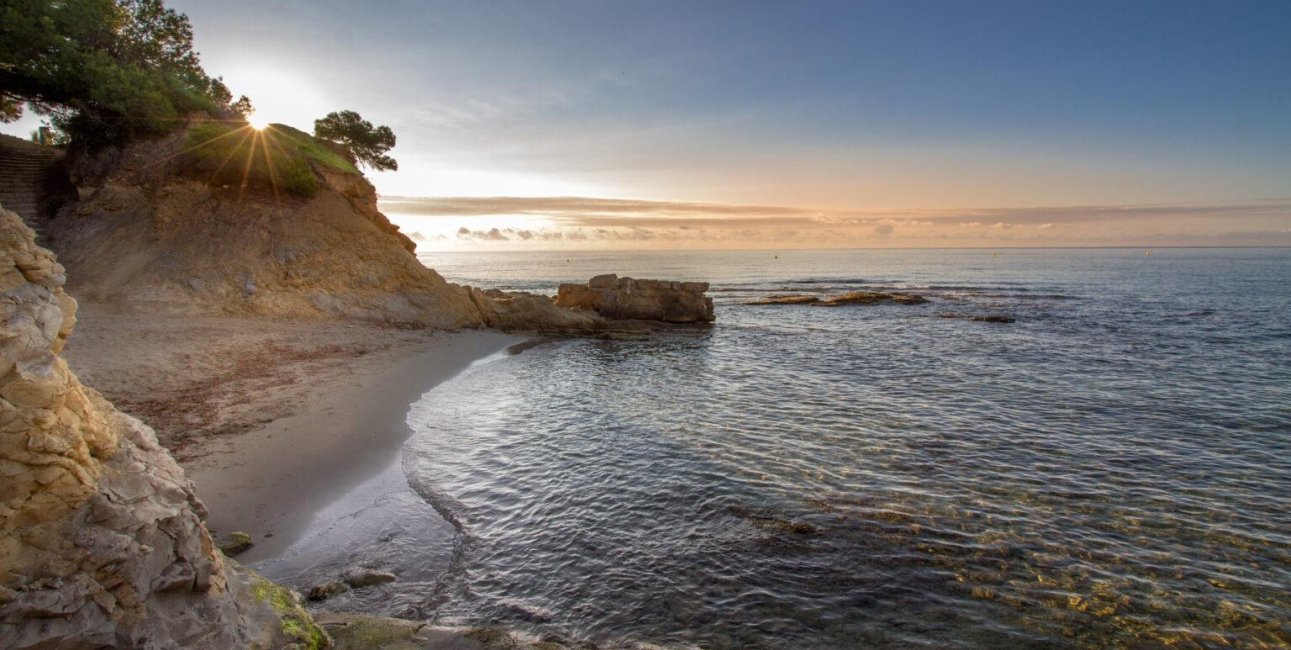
<box><xmin>391</xmin><ymin>249</ymin><xmax>1285</xmax><ymax>648</ymax></box>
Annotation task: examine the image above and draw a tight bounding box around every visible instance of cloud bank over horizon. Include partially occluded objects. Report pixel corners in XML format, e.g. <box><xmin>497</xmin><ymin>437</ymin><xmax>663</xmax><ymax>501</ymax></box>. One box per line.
<box><xmin>381</xmin><ymin>196</ymin><xmax>1291</xmax><ymax>250</ymax></box>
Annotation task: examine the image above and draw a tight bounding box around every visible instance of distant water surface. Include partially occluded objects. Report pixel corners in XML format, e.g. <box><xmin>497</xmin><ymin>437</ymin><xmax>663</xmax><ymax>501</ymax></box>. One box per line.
<box><xmin>356</xmin><ymin>249</ymin><xmax>1291</xmax><ymax>648</ymax></box>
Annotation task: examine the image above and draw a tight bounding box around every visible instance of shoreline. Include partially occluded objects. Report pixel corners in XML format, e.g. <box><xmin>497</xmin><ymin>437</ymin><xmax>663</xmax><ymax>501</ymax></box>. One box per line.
<box><xmin>186</xmin><ymin>329</ymin><xmax>524</xmax><ymax>562</ymax></box>
<box><xmin>63</xmin><ymin>303</ymin><xmax>525</xmax><ymax>562</ymax></box>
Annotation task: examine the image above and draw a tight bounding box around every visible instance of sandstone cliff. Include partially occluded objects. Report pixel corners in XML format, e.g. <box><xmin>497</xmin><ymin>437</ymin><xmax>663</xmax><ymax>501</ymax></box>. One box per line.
<box><xmin>41</xmin><ymin>122</ymin><xmax>482</xmax><ymax>329</ymax></box>
<box><xmin>0</xmin><ymin>205</ymin><xmax>322</xmax><ymax>649</ymax></box>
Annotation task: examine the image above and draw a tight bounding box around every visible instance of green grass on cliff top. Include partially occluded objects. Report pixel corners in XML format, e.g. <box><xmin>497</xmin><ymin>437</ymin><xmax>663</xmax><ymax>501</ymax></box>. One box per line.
<box><xmin>266</xmin><ymin>123</ymin><xmax>360</xmax><ymax>175</ymax></box>
<box><xmin>181</xmin><ymin>121</ymin><xmax>359</xmax><ymax>197</ymax></box>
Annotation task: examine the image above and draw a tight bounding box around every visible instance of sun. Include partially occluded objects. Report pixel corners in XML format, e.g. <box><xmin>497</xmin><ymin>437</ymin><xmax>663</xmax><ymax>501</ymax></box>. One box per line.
<box><xmin>247</xmin><ymin>114</ymin><xmax>270</xmax><ymax>130</ymax></box>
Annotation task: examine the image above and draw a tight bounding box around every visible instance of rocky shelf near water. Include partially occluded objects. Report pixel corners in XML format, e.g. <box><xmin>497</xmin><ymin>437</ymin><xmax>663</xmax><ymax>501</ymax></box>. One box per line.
<box><xmin>746</xmin><ymin>290</ymin><xmax>928</xmax><ymax>307</ymax></box>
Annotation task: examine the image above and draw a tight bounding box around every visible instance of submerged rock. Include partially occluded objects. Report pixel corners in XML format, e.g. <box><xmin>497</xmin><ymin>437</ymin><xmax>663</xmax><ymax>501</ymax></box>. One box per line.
<box><xmin>342</xmin><ymin>568</ymin><xmax>398</xmax><ymax>588</ymax></box>
<box><xmin>745</xmin><ymin>294</ymin><xmax>821</xmax><ymax>305</ymax></box>
<box><xmin>747</xmin><ymin>290</ymin><xmax>928</xmax><ymax>306</ymax></box>
<box><xmin>556</xmin><ymin>274</ymin><xmax>715</xmax><ymax>323</ymax></box>
<box><xmin>307</xmin><ymin>580</ymin><xmax>350</xmax><ymax>602</ymax></box>
<box><xmin>970</xmin><ymin>314</ymin><xmax>1015</xmax><ymax>323</ymax></box>
<box><xmin>938</xmin><ymin>313</ymin><xmax>1016</xmax><ymax>323</ymax></box>
<box><xmin>819</xmin><ymin>290</ymin><xmax>927</xmax><ymax>306</ymax></box>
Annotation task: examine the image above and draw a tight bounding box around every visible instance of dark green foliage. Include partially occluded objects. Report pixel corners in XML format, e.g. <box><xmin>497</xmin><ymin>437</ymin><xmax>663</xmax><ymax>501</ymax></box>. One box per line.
<box><xmin>183</xmin><ymin>122</ymin><xmax>320</xmax><ymax>197</ymax></box>
<box><xmin>313</xmin><ymin>110</ymin><xmax>398</xmax><ymax>172</ymax></box>
<box><xmin>0</xmin><ymin>0</ymin><xmax>239</xmax><ymax>144</ymax></box>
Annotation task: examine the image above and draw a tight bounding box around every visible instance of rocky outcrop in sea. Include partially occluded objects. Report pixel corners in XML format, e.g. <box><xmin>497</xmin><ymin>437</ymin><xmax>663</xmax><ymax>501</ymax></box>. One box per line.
<box><xmin>557</xmin><ymin>274</ymin><xmax>715</xmax><ymax>323</ymax></box>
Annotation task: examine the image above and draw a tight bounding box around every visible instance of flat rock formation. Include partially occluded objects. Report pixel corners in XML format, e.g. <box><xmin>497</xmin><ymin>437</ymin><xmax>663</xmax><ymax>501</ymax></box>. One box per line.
<box><xmin>39</xmin><ymin>121</ymin><xmax>482</xmax><ymax>329</ymax></box>
<box><xmin>747</xmin><ymin>290</ymin><xmax>928</xmax><ymax>306</ymax></box>
<box><xmin>468</xmin><ymin>287</ymin><xmax>610</xmax><ymax>334</ymax></box>
<box><xmin>0</xmin><ymin>205</ymin><xmax>322</xmax><ymax>649</ymax></box>
<box><xmin>556</xmin><ymin>274</ymin><xmax>714</xmax><ymax>323</ymax></box>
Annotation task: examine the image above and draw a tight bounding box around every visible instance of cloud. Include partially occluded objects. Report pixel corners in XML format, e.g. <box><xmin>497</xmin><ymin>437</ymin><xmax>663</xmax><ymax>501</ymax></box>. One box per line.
<box><xmin>456</xmin><ymin>227</ymin><xmax>510</xmax><ymax>241</ymax></box>
<box><xmin>410</xmin><ymin>196</ymin><xmax>1290</xmax><ymax>248</ymax></box>
<box><xmin>383</xmin><ymin>195</ymin><xmax>1291</xmax><ymax>228</ymax></box>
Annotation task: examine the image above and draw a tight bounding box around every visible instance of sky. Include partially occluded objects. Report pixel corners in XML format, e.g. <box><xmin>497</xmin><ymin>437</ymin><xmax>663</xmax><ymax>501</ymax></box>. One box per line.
<box><xmin>12</xmin><ymin>0</ymin><xmax>1291</xmax><ymax>249</ymax></box>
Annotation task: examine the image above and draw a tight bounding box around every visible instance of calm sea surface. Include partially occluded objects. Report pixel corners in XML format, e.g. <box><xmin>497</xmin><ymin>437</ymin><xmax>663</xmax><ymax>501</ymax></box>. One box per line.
<box><xmin>353</xmin><ymin>249</ymin><xmax>1291</xmax><ymax>648</ymax></box>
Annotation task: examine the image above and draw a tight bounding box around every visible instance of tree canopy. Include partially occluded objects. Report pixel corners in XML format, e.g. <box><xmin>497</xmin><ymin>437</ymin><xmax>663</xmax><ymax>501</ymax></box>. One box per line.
<box><xmin>0</xmin><ymin>0</ymin><xmax>247</xmax><ymax>144</ymax></box>
<box><xmin>313</xmin><ymin>110</ymin><xmax>398</xmax><ymax>172</ymax></box>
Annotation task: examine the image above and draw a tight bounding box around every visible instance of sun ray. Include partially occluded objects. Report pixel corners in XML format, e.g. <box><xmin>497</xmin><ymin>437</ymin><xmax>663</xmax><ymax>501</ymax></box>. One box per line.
<box><xmin>237</xmin><ymin>129</ymin><xmax>261</xmax><ymax>199</ymax></box>
<box><xmin>208</xmin><ymin>128</ymin><xmax>256</xmax><ymax>185</ymax></box>
<box><xmin>140</xmin><ymin>122</ymin><xmax>253</xmax><ymax>170</ymax></box>
<box><xmin>258</xmin><ymin>127</ymin><xmax>281</xmax><ymax>203</ymax></box>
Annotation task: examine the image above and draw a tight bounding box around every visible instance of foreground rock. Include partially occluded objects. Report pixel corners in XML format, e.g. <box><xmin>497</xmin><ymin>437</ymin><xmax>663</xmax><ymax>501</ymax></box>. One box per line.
<box><xmin>747</xmin><ymin>290</ymin><xmax>928</xmax><ymax>306</ymax></box>
<box><xmin>0</xmin><ymin>205</ymin><xmax>323</xmax><ymax>649</ymax></box>
<box><xmin>556</xmin><ymin>274</ymin><xmax>714</xmax><ymax>323</ymax></box>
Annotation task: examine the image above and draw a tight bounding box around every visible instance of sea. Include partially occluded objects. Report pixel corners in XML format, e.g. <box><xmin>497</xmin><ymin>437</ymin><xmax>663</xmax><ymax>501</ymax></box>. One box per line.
<box><xmin>274</xmin><ymin>248</ymin><xmax>1291</xmax><ymax>649</ymax></box>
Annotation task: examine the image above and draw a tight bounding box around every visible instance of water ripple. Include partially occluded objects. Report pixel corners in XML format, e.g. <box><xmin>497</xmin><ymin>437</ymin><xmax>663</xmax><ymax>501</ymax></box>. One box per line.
<box><xmin>395</xmin><ymin>248</ymin><xmax>1290</xmax><ymax>648</ymax></box>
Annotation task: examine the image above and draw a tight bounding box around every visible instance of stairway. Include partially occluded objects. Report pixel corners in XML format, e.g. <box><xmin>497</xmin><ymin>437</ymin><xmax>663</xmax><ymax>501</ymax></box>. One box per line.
<box><xmin>0</xmin><ymin>133</ymin><xmax>68</xmax><ymax>233</ymax></box>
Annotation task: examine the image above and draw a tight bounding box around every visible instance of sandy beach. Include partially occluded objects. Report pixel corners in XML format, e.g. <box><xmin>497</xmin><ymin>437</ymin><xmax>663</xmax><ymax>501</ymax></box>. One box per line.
<box><xmin>63</xmin><ymin>302</ymin><xmax>524</xmax><ymax>562</ymax></box>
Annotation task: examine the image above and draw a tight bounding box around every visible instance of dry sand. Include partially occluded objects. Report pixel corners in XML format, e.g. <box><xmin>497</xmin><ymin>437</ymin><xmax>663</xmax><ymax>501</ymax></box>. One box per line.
<box><xmin>63</xmin><ymin>302</ymin><xmax>524</xmax><ymax>561</ymax></box>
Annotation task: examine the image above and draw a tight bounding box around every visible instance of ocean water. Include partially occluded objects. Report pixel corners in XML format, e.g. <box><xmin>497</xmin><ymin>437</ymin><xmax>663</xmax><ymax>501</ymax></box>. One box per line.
<box><xmin>349</xmin><ymin>249</ymin><xmax>1290</xmax><ymax>648</ymax></box>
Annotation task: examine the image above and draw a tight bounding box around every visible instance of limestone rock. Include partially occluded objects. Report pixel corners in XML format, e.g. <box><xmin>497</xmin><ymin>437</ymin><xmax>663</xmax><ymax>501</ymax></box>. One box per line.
<box><xmin>555</xmin><ymin>275</ymin><xmax>714</xmax><ymax>323</ymax></box>
<box><xmin>0</xmin><ymin>204</ymin><xmax>321</xmax><ymax>649</ymax></box>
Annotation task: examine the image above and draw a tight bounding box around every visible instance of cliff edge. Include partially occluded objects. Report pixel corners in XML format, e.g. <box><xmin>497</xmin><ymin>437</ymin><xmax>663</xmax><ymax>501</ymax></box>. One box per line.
<box><xmin>41</xmin><ymin>121</ymin><xmax>482</xmax><ymax>329</ymax></box>
<box><xmin>0</xmin><ymin>204</ymin><xmax>323</xmax><ymax>649</ymax></box>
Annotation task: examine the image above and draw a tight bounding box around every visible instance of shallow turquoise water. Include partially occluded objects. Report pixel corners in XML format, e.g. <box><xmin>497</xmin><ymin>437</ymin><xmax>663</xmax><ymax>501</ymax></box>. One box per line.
<box><xmin>401</xmin><ymin>248</ymin><xmax>1290</xmax><ymax>648</ymax></box>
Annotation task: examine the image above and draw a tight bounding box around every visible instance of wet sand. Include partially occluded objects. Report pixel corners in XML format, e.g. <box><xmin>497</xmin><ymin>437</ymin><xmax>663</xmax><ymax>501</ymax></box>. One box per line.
<box><xmin>63</xmin><ymin>302</ymin><xmax>523</xmax><ymax>561</ymax></box>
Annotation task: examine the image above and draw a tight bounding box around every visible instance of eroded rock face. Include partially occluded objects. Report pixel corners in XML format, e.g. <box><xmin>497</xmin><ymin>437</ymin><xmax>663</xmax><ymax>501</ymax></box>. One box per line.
<box><xmin>43</xmin><ymin>124</ymin><xmax>482</xmax><ymax>329</ymax></box>
<box><xmin>0</xmin><ymin>205</ymin><xmax>320</xmax><ymax>649</ymax></box>
<box><xmin>555</xmin><ymin>274</ymin><xmax>714</xmax><ymax>324</ymax></box>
